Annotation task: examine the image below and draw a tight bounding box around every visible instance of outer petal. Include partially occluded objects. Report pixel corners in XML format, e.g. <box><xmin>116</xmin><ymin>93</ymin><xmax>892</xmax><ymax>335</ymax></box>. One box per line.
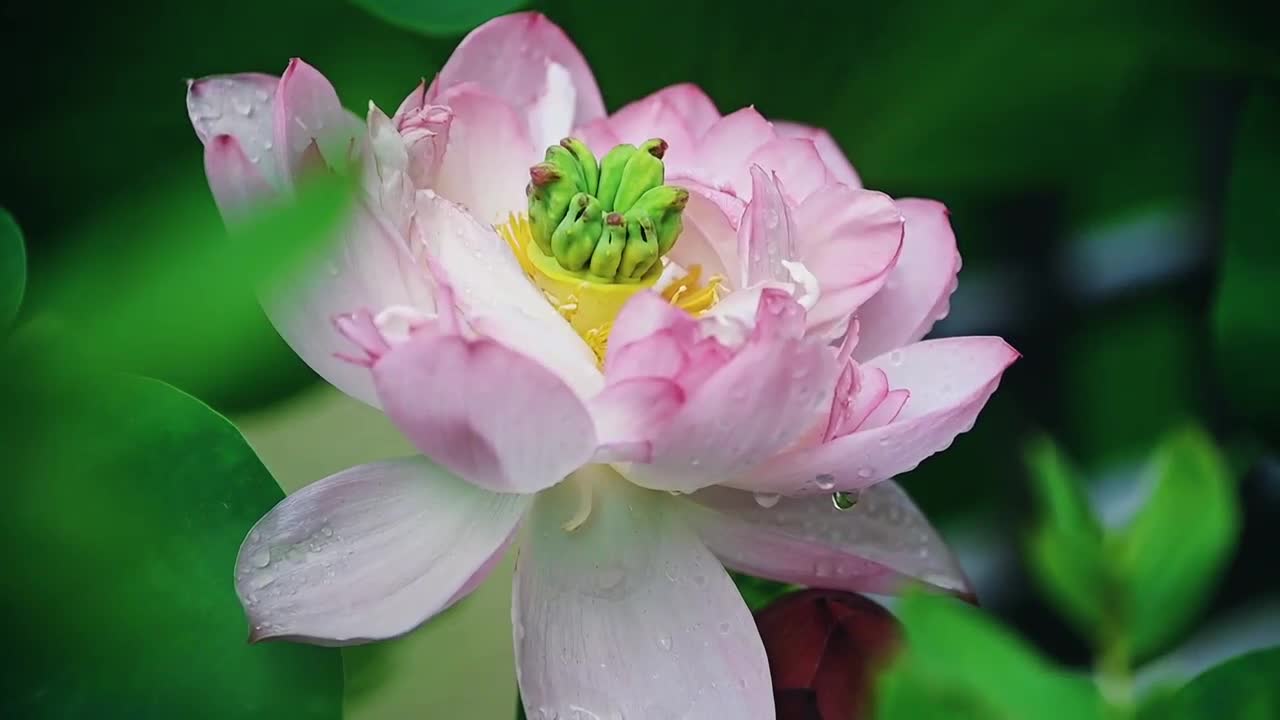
<box><xmin>794</xmin><ymin>185</ymin><xmax>905</xmax><ymax>335</ymax></box>
<box><xmin>613</xmin><ymin>290</ymin><xmax>839</xmax><ymax>493</ymax></box>
<box><xmin>272</xmin><ymin>58</ymin><xmax>361</xmax><ymax>182</ymax></box>
<box><xmin>853</xmin><ymin>199</ymin><xmax>961</xmax><ymax>361</ymax></box>
<box><xmin>413</xmin><ymin>192</ymin><xmax>601</xmax><ymax>397</ymax></box>
<box><xmin>741</xmin><ymin>137</ymin><xmax>833</xmax><ymax>203</ymax></box>
<box><xmin>431</xmin><ymin>84</ymin><xmax>540</xmax><ymax>226</ymax></box>
<box><xmin>433</xmin><ymin>12</ymin><xmax>605</xmax><ymax>136</ymax></box>
<box><xmin>584</xmin><ymin>83</ymin><xmax>719</xmax><ymax>174</ymax></box>
<box><xmin>371</xmin><ymin>330</ymin><xmax>598</xmax><ymax>495</ymax></box>
<box><xmin>187</xmin><ymin>72</ymin><xmax>283</xmax><ymax>188</ymax></box>
<box><xmin>263</xmin><ymin>201</ymin><xmax>435</xmax><ymax>407</ymax></box>
<box><xmin>691</xmin><ymin>107</ymin><xmax>777</xmax><ymax>191</ymax></box>
<box><xmin>731</xmin><ymin>337</ymin><xmax>1019</xmax><ymax>494</ymax></box>
<box><xmin>203</xmin><ymin>134</ymin><xmax>274</xmax><ymax>219</ymax></box>
<box><xmin>774</xmin><ymin>121</ymin><xmax>862</xmax><ymax>188</ymax></box>
<box><xmin>514</xmin><ymin>470</ymin><xmax>774</xmax><ymax>719</ymax></box>
<box><xmin>684</xmin><ymin>483</ymin><xmax>971</xmax><ymax>596</ymax></box>
<box><xmin>235</xmin><ymin>457</ymin><xmax>529</xmax><ymax>644</ymax></box>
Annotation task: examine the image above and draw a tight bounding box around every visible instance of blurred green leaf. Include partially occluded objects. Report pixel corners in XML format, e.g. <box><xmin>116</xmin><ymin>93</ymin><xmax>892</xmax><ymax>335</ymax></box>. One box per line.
<box><xmin>0</xmin><ymin>207</ymin><xmax>25</xmax><ymax>332</ymax></box>
<box><xmin>876</xmin><ymin>594</ymin><xmax>1103</xmax><ymax>720</ymax></box>
<box><xmin>44</xmin><ymin>173</ymin><xmax>352</xmax><ymax>408</ymax></box>
<box><xmin>1025</xmin><ymin>437</ymin><xmax>1108</xmax><ymax>639</ymax></box>
<box><xmin>1139</xmin><ymin>647</ymin><xmax>1280</xmax><ymax>720</ymax></box>
<box><xmin>351</xmin><ymin>0</ymin><xmax>524</xmax><ymax>36</ymax></box>
<box><xmin>732</xmin><ymin>572</ymin><xmax>796</xmax><ymax>612</ymax></box>
<box><xmin>1119</xmin><ymin>426</ymin><xmax>1239</xmax><ymax>658</ymax></box>
<box><xmin>1213</xmin><ymin>91</ymin><xmax>1280</xmax><ymax>443</ymax></box>
<box><xmin>0</xmin><ymin>372</ymin><xmax>343</xmax><ymax>718</ymax></box>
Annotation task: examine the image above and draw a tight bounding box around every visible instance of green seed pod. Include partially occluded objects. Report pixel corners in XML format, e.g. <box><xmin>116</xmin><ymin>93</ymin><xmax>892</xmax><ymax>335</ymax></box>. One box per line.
<box><xmin>560</xmin><ymin>137</ymin><xmax>599</xmax><ymax>196</ymax></box>
<box><xmin>544</xmin><ymin>144</ymin><xmax>587</xmax><ymax>193</ymax></box>
<box><xmin>551</xmin><ymin>193</ymin><xmax>604</xmax><ymax>272</ymax></box>
<box><xmin>596</xmin><ymin>144</ymin><xmax>637</xmax><ymax>212</ymax></box>
<box><xmin>590</xmin><ymin>213</ymin><xmax>628</xmax><ymax>280</ymax></box>
<box><xmin>623</xmin><ymin>185</ymin><xmax>689</xmax><ymax>255</ymax></box>
<box><xmin>619</xmin><ymin>216</ymin><xmax>660</xmax><ymax>280</ymax></box>
<box><xmin>612</xmin><ymin>143</ymin><xmax>666</xmax><ymax>215</ymax></box>
<box><xmin>527</xmin><ymin>162</ymin><xmax>578</xmax><ymax>256</ymax></box>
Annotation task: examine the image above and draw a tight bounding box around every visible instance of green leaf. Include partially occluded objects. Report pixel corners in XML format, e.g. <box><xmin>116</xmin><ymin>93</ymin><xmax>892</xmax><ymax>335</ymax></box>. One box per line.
<box><xmin>1024</xmin><ymin>437</ymin><xmax>1108</xmax><ymax>639</ymax></box>
<box><xmin>1119</xmin><ymin>425</ymin><xmax>1239</xmax><ymax>658</ymax></box>
<box><xmin>1</xmin><ymin>371</ymin><xmax>343</xmax><ymax>718</ymax></box>
<box><xmin>1139</xmin><ymin>647</ymin><xmax>1280</xmax><ymax>720</ymax></box>
<box><xmin>0</xmin><ymin>207</ymin><xmax>25</xmax><ymax>332</ymax></box>
<box><xmin>876</xmin><ymin>594</ymin><xmax>1104</xmax><ymax>720</ymax></box>
<box><xmin>350</xmin><ymin>0</ymin><xmax>525</xmax><ymax>36</ymax></box>
<box><xmin>1213</xmin><ymin>91</ymin><xmax>1280</xmax><ymax>443</ymax></box>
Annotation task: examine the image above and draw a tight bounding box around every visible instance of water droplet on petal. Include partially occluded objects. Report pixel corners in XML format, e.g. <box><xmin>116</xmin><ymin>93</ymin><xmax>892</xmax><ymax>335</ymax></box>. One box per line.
<box><xmin>251</xmin><ymin>547</ymin><xmax>271</xmax><ymax>568</ymax></box>
<box><xmin>888</xmin><ymin>350</ymin><xmax>904</xmax><ymax>366</ymax></box>
<box><xmin>815</xmin><ymin>473</ymin><xmax>835</xmax><ymax>490</ymax></box>
<box><xmin>321</xmin><ymin>526</ymin><xmax>334</xmax><ymax>537</ymax></box>
<box><xmin>657</xmin><ymin>633</ymin><xmax>672</xmax><ymax>651</ymax></box>
<box><xmin>753</xmin><ymin>493</ymin><xmax>781</xmax><ymax>508</ymax></box>
<box><xmin>857</xmin><ymin>466</ymin><xmax>874</xmax><ymax>479</ymax></box>
<box><xmin>718</xmin><ymin>621</ymin><xmax>731</xmax><ymax>635</ymax></box>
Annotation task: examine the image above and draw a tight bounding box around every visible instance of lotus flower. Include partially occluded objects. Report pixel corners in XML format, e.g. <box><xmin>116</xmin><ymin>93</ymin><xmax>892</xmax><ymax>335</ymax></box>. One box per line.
<box><xmin>187</xmin><ymin>12</ymin><xmax>1017</xmax><ymax>718</ymax></box>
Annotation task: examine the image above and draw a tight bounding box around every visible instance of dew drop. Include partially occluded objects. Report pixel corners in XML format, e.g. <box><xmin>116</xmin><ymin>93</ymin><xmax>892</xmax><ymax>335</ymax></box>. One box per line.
<box><xmin>753</xmin><ymin>493</ymin><xmax>781</xmax><ymax>508</ymax></box>
<box><xmin>857</xmin><ymin>466</ymin><xmax>874</xmax><ymax>479</ymax></box>
<box><xmin>263</xmin><ymin>140</ymin><xmax>274</xmax><ymax>150</ymax></box>
<box><xmin>694</xmin><ymin>574</ymin><xmax>708</xmax><ymax>587</ymax></box>
<box><xmin>877</xmin><ymin>436</ymin><xmax>890</xmax><ymax>447</ymax></box>
<box><xmin>321</xmin><ymin>526</ymin><xmax>334</xmax><ymax>537</ymax></box>
<box><xmin>596</xmin><ymin>568</ymin><xmax>624</xmax><ymax>592</ymax></box>
<box><xmin>251</xmin><ymin>547</ymin><xmax>271</xmax><ymax>568</ymax></box>
<box><xmin>888</xmin><ymin>350</ymin><xmax>904</xmax><ymax>366</ymax></box>
<box><xmin>717</xmin><ymin>621</ymin><xmax>731</xmax><ymax>635</ymax></box>
<box><xmin>657</xmin><ymin>633</ymin><xmax>672</xmax><ymax>651</ymax></box>
<box><xmin>832</xmin><ymin>491</ymin><xmax>860</xmax><ymax>511</ymax></box>
<box><xmin>815</xmin><ymin>473</ymin><xmax>835</xmax><ymax>490</ymax></box>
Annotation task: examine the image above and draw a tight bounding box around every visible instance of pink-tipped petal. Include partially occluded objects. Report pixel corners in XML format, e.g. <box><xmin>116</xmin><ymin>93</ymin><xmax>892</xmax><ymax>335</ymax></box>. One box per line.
<box><xmin>794</xmin><ymin>185</ymin><xmax>905</xmax><ymax>335</ymax></box>
<box><xmin>738</xmin><ymin>166</ymin><xmax>798</xmax><ymax>288</ymax></box>
<box><xmin>684</xmin><ymin>482</ymin><xmax>971</xmax><ymax>596</ymax></box>
<box><xmin>431</xmin><ymin>84</ymin><xmax>540</xmax><ymax>226</ymax></box>
<box><xmin>187</xmin><ymin>72</ymin><xmax>283</xmax><ymax>189</ymax></box>
<box><xmin>853</xmin><ymin>199</ymin><xmax>962</xmax><ymax>361</ymax></box>
<box><xmin>615</xmin><ymin>291</ymin><xmax>839</xmax><ymax>493</ymax></box>
<box><xmin>692</xmin><ymin>107</ymin><xmax>777</xmax><ymax>190</ymax></box>
<box><xmin>514</xmin><ymin>474</ymin><xmax>774</xmax><ymax>719</ymax></box>
<box><xmin>592</xmin><ymin>91</ymin><xmax>699</xmax><ymax>173</ymax></box>
<box><xmin>263</xmin><ymin>201</ymin><xmax>435</xmax><ymax>407</ymax></box>
<box><xmin>774</xmin><ymin>121</ymin><xmax>862</xmax><ymax>189</ymax></box>
<box><xmin>372</xmin><ymin>331</ymin><xmax>597</xmax><ymax>494</ymax></box>
<box><xmin>203</xmin><ymin>134</ymin><xmax>274</xmax><ymax>219</ymax></box>
<box><xmin>236</xmin><ymin>457</ymin><xmax>528</xmax><ymax>645</ymax></box>
<box><xmin>434</xmin><ymin>12</ymin><xmax>605</xmax><ymax>134</ymax></box>
<box><xmin>413</xmin><ymin>192</ymin><xmax>601</xmax><ymax>397</ymax></box>
<box><xmin>743</xmin><ymin>137</ymin><xmax>833</xmax><ymax>203</ymax></box>
<box><xmin>589</xmin><ymin>377</ymin><xmax>685</xmax><ymax>462</ymax></box>
<box><xmin>273</xmin><ymin>59</ymin><xmax>361</xmax><ymax>181</ymax></box>
<box><xmin>730</xmin><ymin>336</ymin><xmax>1019</xmax><ymax>494</ymax></box>
<box><xmin>649</xmin><ymin>83</ymin><xmax>721</xmax><ymax>138</ymax></box>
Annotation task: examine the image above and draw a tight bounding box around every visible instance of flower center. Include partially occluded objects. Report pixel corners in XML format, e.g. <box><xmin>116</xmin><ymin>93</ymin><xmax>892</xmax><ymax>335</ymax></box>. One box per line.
<box><xmin>496</xmin><ymin>137</ymin><xmax>723</xmax><ymax>365</ymax></box>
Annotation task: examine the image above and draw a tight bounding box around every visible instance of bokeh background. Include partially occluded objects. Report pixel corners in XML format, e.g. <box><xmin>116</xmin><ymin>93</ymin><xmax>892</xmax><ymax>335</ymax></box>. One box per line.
<box><xmin>3</xmin><ymin>0</ymin><xmax>1278</xmax><ymax>718</ymax></box>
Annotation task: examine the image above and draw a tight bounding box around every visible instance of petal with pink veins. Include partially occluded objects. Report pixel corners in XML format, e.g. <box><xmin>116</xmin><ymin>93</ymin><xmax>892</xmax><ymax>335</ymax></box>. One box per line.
<box><xmin>433</xmin><ymin>12</ymin><xmax>605</xmax><ymax>136</ymax></box>
<box><xmin>187</xmin><ymin>72</ymin><xmax>282</xmax><ymax>189</ymax></box>
<box><xmin>412</xmin><ymin>192</ymin><xmax>601</xmax><ymax>397</ymax></box>
<box><xmin>235</xmin><ymin>457</ymin><xmax>529</xmax><ymax>645</ymax></box>
<box><xmin>263</xmin><ymin>201</ymin><xmax>435</xmax><ymax>408</ymax></box>
<box><xmin>431</xmin><ymin>84</ymin><xmax>541</xmax><ymax>227</ymax></box>
<box><xmin>793</xmin><ymin>185</ymin><xmax>905</xmax><ymax>336</ymax></box>
<box><xmin>730</xmin><ymin>336</ymin><xmax>1019</xmax><ymax>494</ymax></box>
<box><xmin>611</xmin><ymin>290</ymin><xmax>839</xmax><ymax>493</ymax></box>
<box><xmin>853</xmin><ymin>199</ymin><xmax>961</xmax><ymax>361</ymax></box>
<box><xmin>683</xmin><ymin>482</ymin><xmax>971</xmax><ymax>597</ymax></box>
<box><xmin>775</xmin><ymin>121</ymin><xmax>862</xmax><ymax>188</ymax></box>
<box><xmin>514</xmin><ymin>470</ymin><xmax>774</xmax><ymax>719</ymax></box>
<box><xmin>272</xmin><ymin>58</ymin><xmax>361</xmax><ymax>182</ymax></box>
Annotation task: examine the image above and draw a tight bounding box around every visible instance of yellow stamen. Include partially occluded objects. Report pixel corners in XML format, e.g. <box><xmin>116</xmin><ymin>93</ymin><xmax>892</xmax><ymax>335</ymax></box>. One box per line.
<box><xmin>495</xmin><ymin>213</ymin><xmax>725</xmax><ymax>366</ymax></box>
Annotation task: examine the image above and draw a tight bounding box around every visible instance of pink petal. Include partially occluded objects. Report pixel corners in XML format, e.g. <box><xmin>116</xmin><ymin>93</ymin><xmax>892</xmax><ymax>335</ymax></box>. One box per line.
<box><xmin>742</xmin><ymin>137</ymin><xmax>833</xmax><ymax>203</ymax></box>
<box><xmin>737</xmin><ymin>166</ymin><xmax>798</xmax><ymax>288</ymax></box>
<box><xmin>262</xmin><ymin>201</ymin><xmax>435</xmax><ymax>407</ymax></box>
<box><xmin>431</xmin><ymin>84</ymin><xmax>540</xmax><ymax>226</ymax></box>
<box><xmin>574</xmin><ymin>117</ymin><xmax>623</xmax><ymax>156</ymax></box>
<box><xmin>372</xmin><ymin>331</ymin><xmax>597</xmax><ymax>494</ymax></box>
<box><xmin>665</xmin><ymin>180</ymin><xmax>742</xmax><ymax>282</ymax></box>
<box><xmin>589</xmin><ymin>88</ymin><xmax>706</xmax><ymax>174</ymax></box>
<box><xmin>615</xmin><ymin>290</ymin><xmax>839</xmax><ymax>493</ymax></box>
<box><xmin>433</xmin><ymin>12</ymin><xmax>605</xmax><ymax>136</ymax></box>
<box><xmin>651</xmin><ymin>83</ymin><xmax>722</xmax><ymax>138</ymax></box>
<box><xmin>203</xmin><ymin>134</ymin><xmax>274</xmax><ymax>220</ymax></box>
<box><xmin>774</xmin><ymin>121</ymin><xmax>862</xmax><ymax>188</ymax></box>
<box><xmin>692</xmin><ymin>107</ymin><xmax>777</xmax><ymax>190</ymax></box>
<box><xmin>853</xmin><ymin>199</ymin><xmax>962</xmax><ymax>361</ymax></box>
<box><xmin>390</xmin><ymin>81</ymin><xmax>453</xmax><ymax>190</ymax></box>
<box><xmin>513</xmin><ymin>474</ymin><xmax>774</xmax><ymax>718</ymax></box>
<box><xmin>413</xmin><ymin>192</ymin><xmax>601</xmax><ymax>397</ymax></box>
<box><xmin>589</xmin><ymin>377</ymin><xmax>686</xmax><ymax>462</ymax></box>
<box><xmin>684</xmin><ymin>482</ymin><xmax>971</xmax><ymax>596</ymax></box>
<box><xmin>794</xmin><ymin>185</ymin><xmax>905</xmax><ymax>335</ymax></box>
<box><xmin>236</xmin><ymin>457</ymin><xmax>529</xmax><ymax>644</ymax></box>
<box><xmin>187</xmin><ymin>72</ymin><xmax>283</xmax><ymax>189</ymax></box>
<box><xmin>730</xmin><ymin>336</ymin><xmax>1019</xmax><ymax>494</ymax></box>
<box><xmin>272</xmin><ymin>58</ymin><xmax>361</xmax><ymax>183</ymax></box>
